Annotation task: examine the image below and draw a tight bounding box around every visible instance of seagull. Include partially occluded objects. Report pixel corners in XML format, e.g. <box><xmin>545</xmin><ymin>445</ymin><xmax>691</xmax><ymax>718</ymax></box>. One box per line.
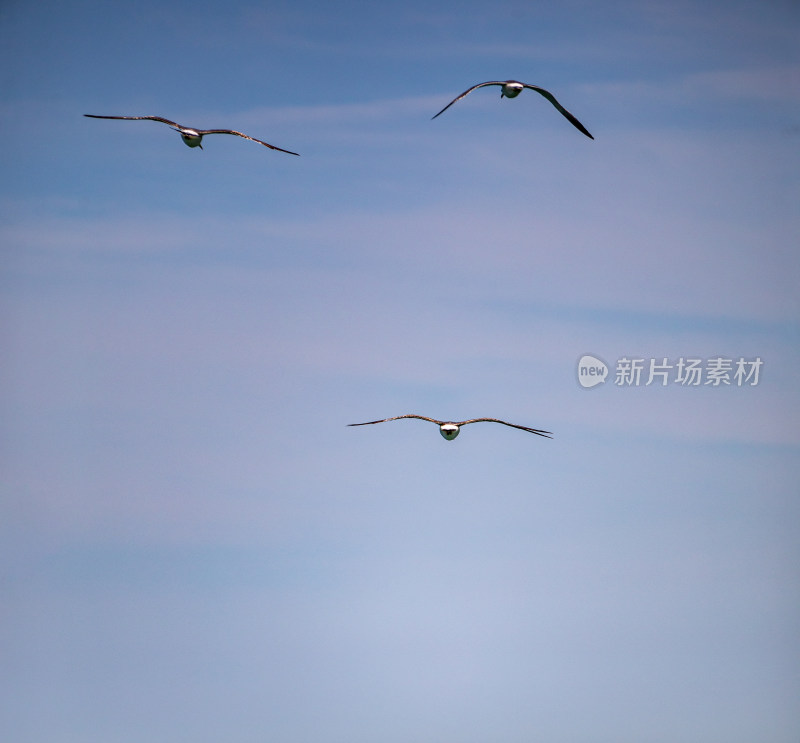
<box><xmin>84</xmin><ymin>114</ymin><xmax>299</xmax><ymax>155</ymax></box>
<box><xmin>431</xmin><ymin>80</ymin><xmax>593</xmax><ymax>139</ymax></box>
<box><xmin>348</xmin><ymin>414</ymin><xmax>553</xmax><ymax>441</ymax></box>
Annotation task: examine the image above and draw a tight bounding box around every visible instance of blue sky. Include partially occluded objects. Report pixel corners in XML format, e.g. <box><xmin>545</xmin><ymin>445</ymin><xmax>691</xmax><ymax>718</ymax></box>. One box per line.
<box><xmin>1</xmin><ymin>0</ymin><xmax>799</xmax><ymax>741</ymax></box>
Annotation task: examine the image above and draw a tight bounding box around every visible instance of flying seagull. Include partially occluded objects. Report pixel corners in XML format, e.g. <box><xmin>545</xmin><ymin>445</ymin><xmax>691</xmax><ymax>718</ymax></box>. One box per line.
<box><xmin>84</xmin><ymin>114</ymin><xmax>299</xmax><ymax>155</ymax></box>
<box><xmin>348</xmin><ymin>414</ymin><xmax>553</xmax><ymax>441</ymax></box>
<box><xmin>431</xmin><ymin>80</ymin><xmax>593</xmax><ymax>139</ymax></box>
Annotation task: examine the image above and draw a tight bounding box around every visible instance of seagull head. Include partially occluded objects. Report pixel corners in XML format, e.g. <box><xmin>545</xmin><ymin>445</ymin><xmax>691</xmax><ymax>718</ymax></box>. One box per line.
<box><xmin>170</xmin><ymin>126</ymin><xmax>203</xmax><ymax>148</ymax></box>
<box><xmin>500</xmin><ymin>81</ymin><xmax>524</xmax><ymax>99</ymax></box>
<box><xmin>439</xmin><ymin>423</ymin><xmax>460</xmax><ymax>440</ymax></box>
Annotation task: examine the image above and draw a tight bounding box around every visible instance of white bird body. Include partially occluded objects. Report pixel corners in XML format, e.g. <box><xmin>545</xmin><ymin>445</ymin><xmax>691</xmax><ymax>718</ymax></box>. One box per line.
<box><xmin>439</xmin><ymin>423</ymin><xmax>460</xmax><ymax>440</ymax></box>
<box><xmin>499</xmin><ymin>82</ymin><xmax>524</xmax><ymax>98</ymax></box>
<box><xmin>173</xmin><ymin>127</ymin><xmax>203</xmax><ymax>147</ymax></box>
<box><xmin>432</xmin><ymin>79</ymin><xmax>593</xmax><ymax>139</ymax></box>
<box><xmin>348</xmin><ymin>414</ymin><xmax>552</xmax><ymax>441</ymax></box>
<box><xmin>84</xmin><ymin>114</ymin><xmax>300</xmax><ymax>155</ymax></box>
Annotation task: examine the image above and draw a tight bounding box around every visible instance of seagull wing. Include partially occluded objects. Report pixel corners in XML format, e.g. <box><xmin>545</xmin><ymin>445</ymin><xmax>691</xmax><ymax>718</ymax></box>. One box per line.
<box><xmin>195</xmin><ymin>129</ymin><xmax>300</xmax><ymax>156</ymax></box>
<box><xmin>84</xmin><ymin>114</ymin><xmax>183</xmax><ymax>128</ymax></box>
<box><xmin>521</xmin><ymin>85</ymin><xmax>593</xmax><ymax>139</ymax></box>
<box><xmin>457</xmin><ymin>418</ymin><xmax>553</xmax><ymax>438</ymax></box>
<box><xmin>348</xmin><ymin>414</ymin><xmax>444</xmax><ymax>427</ymax></box>
<box><xmin>431</xmin><ymin>81</ymin><xmax>504</xmax><ymax>119</ymax></box>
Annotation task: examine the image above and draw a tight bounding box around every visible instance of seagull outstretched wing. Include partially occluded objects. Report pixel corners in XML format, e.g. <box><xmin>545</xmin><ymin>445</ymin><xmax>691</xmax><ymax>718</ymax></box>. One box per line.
<box><xmin>193</xmin><ymin>128</ymin><xmax>299</xmax><ymax>155</ymax></box>
<box><xmin>431</xmin><ymin>81</ymin><xmax>507</xmax><ymax>119</ymax></box>
<box><xmin>457</xmin><ymin>418</ymin><xmax>553</xmax><ymax>438</ymax></box>
<box><xmin>84</xmin><ymin>114</ymin><xmax>182</xmax><ymax>126</ymax></box>
<box><xmin>520</xmin><ymin>84</ymin><xmax>593</xmax><ymax>139</ymax></box>
<box><xmin>348</xmin><ymin>414</ymin><xmax>444</xmax><ymax>427</ymax></box>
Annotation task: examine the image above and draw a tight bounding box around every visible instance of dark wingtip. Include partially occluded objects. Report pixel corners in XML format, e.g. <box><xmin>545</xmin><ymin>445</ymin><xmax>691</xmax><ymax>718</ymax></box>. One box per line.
<box><xmin>569</xmin><ymin>119</ymin><xmax>594</xmax><ymax>139</ymax></box>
